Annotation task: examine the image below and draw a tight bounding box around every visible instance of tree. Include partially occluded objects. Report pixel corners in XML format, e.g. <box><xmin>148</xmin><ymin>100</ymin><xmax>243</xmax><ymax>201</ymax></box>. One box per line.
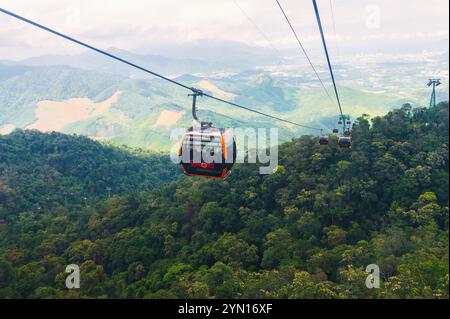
<box><xmin>211</xmin><ymin>233</ymin><xmax>259</xmax><ymax>269</ymax></box>
<box><xmin>323</xmin><ymin>226</ymin><xmax>347</xmax><ymax>247</ymax></box>
<box><xmin>261</xmin><ymin>229</ymin><xmax>295</xmax><ymax>269</ymax></box>
<box><xmin>403</xmin><ymin>192</ymin><xmax>441</xmax><ymax>226</ymax></box>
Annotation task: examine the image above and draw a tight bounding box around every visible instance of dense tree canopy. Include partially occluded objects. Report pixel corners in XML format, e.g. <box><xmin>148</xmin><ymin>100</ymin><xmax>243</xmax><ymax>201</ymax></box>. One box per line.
<box><xmin>0</xmin><ymin>102</ymin><xmax>448</xmax><ymax>299</ymax></box>
<box><xmin>0</xmin><ymin>130</ymin><xmax>179</xmax><ymax>219</ymax></box>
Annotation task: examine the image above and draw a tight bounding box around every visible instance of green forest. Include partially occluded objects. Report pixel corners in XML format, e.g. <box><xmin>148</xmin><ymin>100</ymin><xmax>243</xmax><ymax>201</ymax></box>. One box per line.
<box><xmin>0</xmin><ymin>102</ymin><xmax>448</xmax><ymax>299</ymax></box>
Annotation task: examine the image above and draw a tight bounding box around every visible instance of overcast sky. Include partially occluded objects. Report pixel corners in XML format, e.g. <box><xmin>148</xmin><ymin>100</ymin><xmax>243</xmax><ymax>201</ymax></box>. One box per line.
<box><xmin>0</xmin><ymin>0</ymin><xmax>449</xmax><ymax>60</ymax></box>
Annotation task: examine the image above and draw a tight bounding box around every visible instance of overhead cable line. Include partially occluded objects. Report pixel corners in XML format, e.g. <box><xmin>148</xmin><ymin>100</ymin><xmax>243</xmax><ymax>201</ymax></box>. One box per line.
<box><xmin>0</xmin><ymin>8</ymin><xmax>192</xmax><ymax>92</ymax></box>
<box><xmin>274</xmin><ymin>0</ymin><xmax>334</xmax><ymax>105</ymax></box>
<box><xmin>233</xmin><ymin>0</ymin><xmax>284</xmax><ymax>64</ymax></box>
<box><xmin>312</xmin><ymin>0</ymin><xmax>344</xmax><ymax>117</ymax></box>
<box><xmin>0</xmin><ymin>7</ymin><xmax>321</xmax><ymax>131</ymax></box>
<box><xmin>196</xmin><ymin>107</ymin><xmax>247</xmax><ymax>125</ymax></box>
<box><xmin>203</xmin><ymin>92</ymin><xmax>321</xmax><ymax>130</ymax></box>
<box><xmin>329</xmin><ymin>0</ymin><xmax>341</xmax><ymax>57</ymax></box>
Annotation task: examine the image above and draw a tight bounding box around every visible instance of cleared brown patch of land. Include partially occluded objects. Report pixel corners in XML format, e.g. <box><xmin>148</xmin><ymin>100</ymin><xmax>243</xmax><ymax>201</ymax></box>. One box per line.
<box><xmin>196</xmin><ymin>80</ymin><xmax>236</xmax><ymax>100</ymax></box>
<box><xmin>27</xmin><ymin>91</ymin><xmax>122</xmax><ymax>132</ymax></box>
<box><xmin>155</xmin><ymin>110</ymin><xmax>185</xmax><ymax>127</ymax></box>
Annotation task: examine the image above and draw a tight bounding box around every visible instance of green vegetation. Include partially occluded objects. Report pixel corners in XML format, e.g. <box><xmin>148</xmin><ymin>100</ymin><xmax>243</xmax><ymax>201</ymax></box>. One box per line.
<box><xmin>0</xmin><ymin>130</ymin><xmax>179</xmax><ymax>216</ymax></box>
<box><xmin>0</xmin><ymin>102</ymin><xmax>448</xmax><ymax>299</ymax></box>
<box><xmin>0</xmin><ymin>66</ymin><xmax>124</xmax><ymax>127</ymax></box>
<box><xmin>1</xmin><ymin>63</ymin><xmax>424</xmax><ymax>152</ymax></box>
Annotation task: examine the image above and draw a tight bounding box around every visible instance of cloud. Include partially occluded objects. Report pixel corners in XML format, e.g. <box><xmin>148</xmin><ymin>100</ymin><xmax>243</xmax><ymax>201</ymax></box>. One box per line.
<box><xmin>0</xmin><ymin>0</ymin><xmax>448</xmax><ymax>59</ymax></box>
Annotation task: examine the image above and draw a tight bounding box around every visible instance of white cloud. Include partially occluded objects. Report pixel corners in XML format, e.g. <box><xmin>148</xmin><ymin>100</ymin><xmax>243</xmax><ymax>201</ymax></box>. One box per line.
<box><xmin>0</xmin><ymin>0</ymin><xmax>448</xmax><ymax>59</ymax></box>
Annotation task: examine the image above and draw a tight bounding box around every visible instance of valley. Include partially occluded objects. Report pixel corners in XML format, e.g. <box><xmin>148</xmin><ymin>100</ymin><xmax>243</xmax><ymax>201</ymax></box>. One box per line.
<box><xmin>0</xmin><ymin>50</ymin><xmax>447</xmax><ymax>152</ymax></box>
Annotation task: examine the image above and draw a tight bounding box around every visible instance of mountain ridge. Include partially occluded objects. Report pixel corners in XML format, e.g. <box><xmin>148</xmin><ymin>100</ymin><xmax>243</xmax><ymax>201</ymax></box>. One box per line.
<box><xmin>0</xmin><ymin>61</ymin><xmax>444</xmax><ymax>152</ymax></box>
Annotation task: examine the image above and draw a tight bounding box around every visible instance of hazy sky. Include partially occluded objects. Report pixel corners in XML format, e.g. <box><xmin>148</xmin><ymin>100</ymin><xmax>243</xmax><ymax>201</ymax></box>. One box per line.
<box><xmin>0</xmin><ymin>0</ymin><xmax>449</xmax><ymax>59</ymax></box>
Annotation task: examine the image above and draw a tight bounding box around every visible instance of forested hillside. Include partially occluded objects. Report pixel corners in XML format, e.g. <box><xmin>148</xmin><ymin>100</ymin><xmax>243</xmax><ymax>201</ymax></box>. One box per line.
<box><xmin>0</xmin><ymin>103</ymin><xmax>448</xmax><ymax>299</ymax></box>
<box><xmin>0</xmin><ymin>130</ymin><xmax>179</xmax><ymax>217</ymax></box>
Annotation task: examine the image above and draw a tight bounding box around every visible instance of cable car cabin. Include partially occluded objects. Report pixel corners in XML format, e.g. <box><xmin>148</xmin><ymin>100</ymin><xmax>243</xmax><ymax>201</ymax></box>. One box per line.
<box><xmin>179</xmin><ymin>126</ymin><xmax>236</xmax><ymax>179</ymax></box>
<box><xmin>332</xmin><ymin>128</ymin><xmax>339</xmax><ymax>134</ymax></box>
<box><xmin>338</xmin><ymin>136</ymin><xmax>352</xmax><ymax>149</ymax></box>
<box><xmin>319</xmin><ymin>135</ymin><xmax>329</xmax><ymax>145</ymax></box>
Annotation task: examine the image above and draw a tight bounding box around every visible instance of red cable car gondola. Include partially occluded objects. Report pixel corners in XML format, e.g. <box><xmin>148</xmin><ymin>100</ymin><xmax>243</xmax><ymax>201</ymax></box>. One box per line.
<box><xmin>179</xmin><ymin>90</ymin><xmax>236</xmax><ymax>179</ymax></box>
<box><xmin>179</xmin><ymin>124</ymin><xmax>236</xmax><ymax>179</ymax></box>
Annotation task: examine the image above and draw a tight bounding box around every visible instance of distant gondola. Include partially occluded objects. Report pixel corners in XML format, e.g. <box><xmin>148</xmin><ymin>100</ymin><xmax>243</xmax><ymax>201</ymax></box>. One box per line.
<box><xmin>338</xmin><ymin>136</ymin><xmax>352</xmax><ymax>148</ymax></box>
<box><xmin>319</xmin><ymin>135</ymin><xmax>329</xmax><ymax>145</ymax></box>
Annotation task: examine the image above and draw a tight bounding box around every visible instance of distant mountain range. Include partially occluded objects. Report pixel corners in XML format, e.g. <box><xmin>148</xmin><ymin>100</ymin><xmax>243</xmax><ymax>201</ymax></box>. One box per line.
<box><xmin>9</xmin><ymin>41</ymin><xmax>280</xmax><ymax>78</ymax></box>
<box><xmin>0</xmin><ymin>63</ymin><xmax>308</xmax><ymax>151</ymax></box>
<box><xmin>0</xmin><ymin>48</ymin><xmax>447</xmax><ymax>152</ymax></box>
<box><xmin>18</xmin><ymin>49</ymin><xmax>216</xmax><ymax>78</ymax></box>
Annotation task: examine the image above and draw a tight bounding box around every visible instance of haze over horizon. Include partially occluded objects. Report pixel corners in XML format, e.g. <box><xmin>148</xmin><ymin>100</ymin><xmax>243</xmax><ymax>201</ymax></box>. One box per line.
<box><xmin>0</xmin><ymin>0</ymin><xmax>448</xmax><ymax>143</ymax></box>
<box><xmin>0</xmin><ymin>0</ymin><xmax>449</xmax><ymax>61</ymax></box>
